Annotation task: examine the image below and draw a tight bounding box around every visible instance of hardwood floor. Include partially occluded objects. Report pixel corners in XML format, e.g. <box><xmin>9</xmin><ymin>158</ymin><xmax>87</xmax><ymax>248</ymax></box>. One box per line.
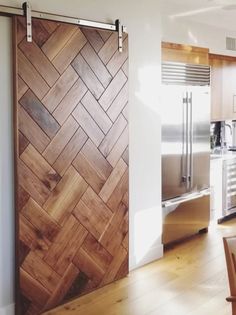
<box><xmin>43</xmin><ymin>219</ymin><xmax>236</xmax><ymax>315</ymax></box>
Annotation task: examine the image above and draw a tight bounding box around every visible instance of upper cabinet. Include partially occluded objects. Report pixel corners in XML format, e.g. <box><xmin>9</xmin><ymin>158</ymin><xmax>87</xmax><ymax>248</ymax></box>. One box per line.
<box><xmin>210</xmin><ymin>54</ymin><xmax>236</xmax><ymax>121</ymax></box>
<box><xmin>162</xmin><ymin>42</ymin><xmax>209</xmax><ymax>65</ymax></box>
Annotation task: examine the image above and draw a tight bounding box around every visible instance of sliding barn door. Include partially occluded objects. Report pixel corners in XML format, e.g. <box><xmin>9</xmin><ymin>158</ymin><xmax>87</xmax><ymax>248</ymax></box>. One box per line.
<box><xmin>15</xmin><ymin>16</ymin><xmax>128</xmax><ymax>315</ymax></box>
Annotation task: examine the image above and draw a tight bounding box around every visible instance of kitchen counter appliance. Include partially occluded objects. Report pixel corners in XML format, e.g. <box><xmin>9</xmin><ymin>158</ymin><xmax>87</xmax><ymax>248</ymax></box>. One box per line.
<box><xmin>161</xmin><ymin>62</ymin><xmax>211</xmax><ymax>245</ymax></box>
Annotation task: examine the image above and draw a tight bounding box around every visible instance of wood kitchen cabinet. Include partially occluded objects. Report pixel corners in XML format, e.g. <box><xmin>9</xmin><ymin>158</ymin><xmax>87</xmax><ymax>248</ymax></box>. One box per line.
<box><xmin>162</xmin><ymin>42</ymin><xmax>209</xmax><ymax>65</ymax></box>
<box><xmin>210</xmin><ymin>54</ymin><xmax>236</xmax><ymax>121</ymax></box>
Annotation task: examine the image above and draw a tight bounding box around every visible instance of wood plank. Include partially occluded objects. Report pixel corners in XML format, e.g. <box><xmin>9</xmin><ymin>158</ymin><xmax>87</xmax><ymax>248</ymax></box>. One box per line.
<box><xmin>42</xmin><ymin>66</ymin><xmax>78</xmax><ymax>113</ymax></box>
<box><xmin>77</xmin><ymin>139</ymin><xmax>112</xmax><ymax>181</ymax></box>
<box><xmin>81</xmin><ymin>43</ymin><xmax>112</xmax><ymax>88</ymax></box>
<box><xmin>42</xmin><ymin>24</ymin><xmax>77</xmax><ymax>61</ymax></box>
<box><xmin>73</xmin><ymin>151</ymin><xmax>106</xmax><ymax>194</ymax></box>
<box><xmin>44</xmin><ymin>216</ymin><xmax>88</xmax><ymax>276</ymax></box>
<box><xmin>43</xmin><ymin>166</ymin><xmax>88</xmax><ymax>225</ymax></box>
<box><xmin>107</xmin><ymin>38</ymin><xmax>128</xmax><ymax>77</ymax></box>
<box><xmin>31</xmin><ymin>20</ymin><xmax>59</xmax><ymax>48</ymax></box>
<box><xmin>73</xmin><ymin>247</ymin><xmax>105</xmax><ymax>286</ymax></box>
<box><xmin>20</xmin><ymin>269</ymin><xmax>50</xmax><ymax>307</ymax></box>
<box><xmin>17</xmin><ymin>17</ymin><xmax>26</xmax><ymax>44</ymax></box>
<box><xmin>22</xmin><ymin>251</ymin><xmax>61</xmax><ymax>293</ymax></box>
<box><xmin>81</xmin><ymin>91</ymin><xmax>112</xmax><ymax>134</ymax></box>
<box><xmin>19</xmin><ymin>131</ymin><xmax>29</xmax><ymax>156</ymax></box>
<box><xmin>18</xmin><ymin>76</ymin><xmax>28</xmax><ymax>100</ymax></box>
<box><xmin>107</xmin><ymin>169</ymin><xmax>128</xmax><ymax>212</ymax></box>
<box><xmin>122</xmin><ymin>232</ymin><xmax>128</xmax><ymax>251</ymax></box>
<box><xmin>107</xmin><ymin>126</ymin><xmax>128</xmax><ymax>167</ymax></box>
<box><xmin>72</xmin><ymin>54</ymin><xmax>104</xmax><ymax>100</ymax></box>
<box><xmin>98</xmin><ymin>33</ymin><xmax>119</xmax><ymax>65</ymax></box>
<box><xmin>21</xmin><ymin>144</ymin><xmax>61</xmax><ymax>191</ymax></box>
<box><xmin>18</xmin><ymin>185</ymin><xmax>30</xmax><ymax>211</ymax></box>
<box><xmin>18</xmin><ymin>158</ymin><xmax>50</xmax><ymax>206</ymax></box>
<box><xmin>72</xmin><ymin>103</ymin><xmax>104</xmax><ymax>147</ymax></box>
<box><xmin>31</xmin><ymin>19</ymin><xmax>51</xmax><ymax>47</ymax></box>
<box><xmin>20</xmin><ymin>90</ymin><xmax>60</xmax><ymax>139</ymax></box>
<box><xmin>25</xmin><ymin>304</ymin><xmax>42</xmax><ymax>315</ymax></box>
<box><xmin>53</xmin><ymin>78</ymin><xmax>87</xmax><ymax>126</ymax></box>
<box><xmin>122</xmin><ymin>191</ymin><xmax>129</xmax><ymax>208</ymax></box>
<box><xmin>107</xmin><ymin>82</ymin><xmax>128</xmax><ymax>122</ymax></box>
<box><xmin>122</xmin><ymin>59</ymin><xmax>129</xmax><ymax>77</ymax></box>
<box><xmin>18</xmin><ymin>50</ymin><xmax>50</xmax><ymax>100</ymax></box>
<box><xmin>43</xmin><ymin>264</ymin><xmax>80</xmax><ymax>311</ymax></box>
<box><xmin>114</xmin><ymin>255</ymin><xmax>129</xmax><ymax>282</ymax></box>
<box><xmin>43</xmin><ymin>116</ymin><xmax>79</xmax><ymax>165</ymax></box>
<box><xmin>53</xmin><ymin>128</ymin><xmax>88</xmax><ymax>176</ymax></box>
<box><xmin>99</xmin><ymin>159</ymin><xmax>127</xmax><ymax>203</ymax></box>
<box><xmin>19</xmin><ymin>240</ymin><xmax>30</xmax><ymax>265</ymax></box>
<box><xmin>41</xmin><ymin>20</ymin><xmax>59</xmax><ymax>35</ymax></box>
<box><xmin>122</xmin><ymin>105</ymin><xmax>128</xmax><ymax>121</ymax></box>
<box><xmin>43</xmin><ymin>215</ymin><xmax>78</xmax><ymax>265</ymax></box>
<box><xmin>21</xmin><ymin>198</ymin><xmax>60</xmax><ymax>242</ymax></box>
<box><xmin>99</xmin><ymin>70</ymin><xmax>127</xmax><ymax>111</ymax></box>
<box><xmin>99</xmin><ymin>114</ymin><xmax>127</xmax><ymax>157</ymax></box>
<box><xmin>19</xmin><ymin>39</ymin><xmax>59</xmax><ymax>87</ymax></box>
<box><xmin>99</xmin><ymin>203</ymin><xmax>128</xmax><ymax>256</ymax></box>
<box><xmin>18</xmin><ymin>105</ymin><xmax>50</xmax><ymax>153</ymax></box>
<box><xmin>99</xmin><ymin>246</ymin><xmax>127</xmax><ymax>287</ymax></box>
<box><xmin>81</xmin><ymin>28</ymin><xmax>105</xmax><ymax>53</ymax></box>
<box><xmin>81</xmin><ymin>234</ymin><xmax>113</xmax><ymax>272</ymax></box>
<box><xmin>122</xmin><ymin>147</ymin><xmax>129</xmax><ymax>166</ymax></box>
<box><xmin>97</xmin><ymin>30</ymin><xmax>112</xmax><ymax>42</ymax></box>
<box><xmin>52</xmin><ymin>224</ymin><xmax>87</xmax><ymax>276</ymax></box>
<box><xmin>73</xmin><ymin>187</ymin><xmax>113</xmax><ymax>239</ymax></box>
<box><xmin>61</xmin><ymin>271</ymin><xmax>92</xmax><ymax>304</ymax></box>
<box><xmin>53</xmin><ymin>29</ymin><xmax>87</xmax><ymax>74</ymax></box>
<box><xmin>19</xmin><ymin>214</ymin><xmax>50</xmax><ymax>258</ymax></box>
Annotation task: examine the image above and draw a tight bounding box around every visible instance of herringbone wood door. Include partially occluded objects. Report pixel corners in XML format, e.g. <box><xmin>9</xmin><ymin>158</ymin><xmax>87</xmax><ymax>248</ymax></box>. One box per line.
<box><xmin>15</xmin><ymin>16</ymin><xmax>129</xmax><ymax>315</ymax></box>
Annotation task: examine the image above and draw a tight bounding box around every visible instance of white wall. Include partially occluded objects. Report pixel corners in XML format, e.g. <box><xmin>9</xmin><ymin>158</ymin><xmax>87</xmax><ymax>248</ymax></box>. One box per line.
<box><xmin>0</xmin><ymin>17</ymin><xmax>14</xmax><ymax>315</ymax></box>
<box><xmin>0</xmin><ymin>1</ymin><xmax>163</xmax><ymax>314</ymax></box>
<box><xmin>162</xmin><ymin>15</ymin><xmax>236</xmax><ymax>56</ymax></box>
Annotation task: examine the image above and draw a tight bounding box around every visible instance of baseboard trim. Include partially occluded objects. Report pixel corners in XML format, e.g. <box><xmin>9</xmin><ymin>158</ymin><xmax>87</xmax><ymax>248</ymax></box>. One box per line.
<box><xmin>129</xmin><ymin>244</ymin><xmax>163</xmax><ymax>271</ymax></box>
<box><xmin>0</xmin><ymin>303</ymin><xmax>14</xmax><ymax>315</ymax></box>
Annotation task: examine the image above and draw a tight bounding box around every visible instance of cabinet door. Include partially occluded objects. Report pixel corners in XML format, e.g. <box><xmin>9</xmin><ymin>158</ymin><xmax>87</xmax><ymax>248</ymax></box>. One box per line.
<box><xmin>210</xmin><ymin>58</ymin><xmax>223</xmax><ymax>121</ymax></box>
<box><xmin>222</xmin><ymin>60</ymin><xmax>236</xmax><ymax>120</ymax></box>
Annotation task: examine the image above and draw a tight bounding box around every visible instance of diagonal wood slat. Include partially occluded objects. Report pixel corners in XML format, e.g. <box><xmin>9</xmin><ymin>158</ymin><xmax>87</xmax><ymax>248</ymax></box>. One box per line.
<box><xmin>15</xmin><ymin>16</ymin><xmax>129</xmax><ymax>315</ymax></box>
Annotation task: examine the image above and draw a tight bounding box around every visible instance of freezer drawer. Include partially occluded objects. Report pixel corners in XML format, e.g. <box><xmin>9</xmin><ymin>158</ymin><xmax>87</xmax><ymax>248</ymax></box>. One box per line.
<box><xmin>162</xmin><ymin>192</ymin><xmax>210</xmax><ymax>245</ymax></box>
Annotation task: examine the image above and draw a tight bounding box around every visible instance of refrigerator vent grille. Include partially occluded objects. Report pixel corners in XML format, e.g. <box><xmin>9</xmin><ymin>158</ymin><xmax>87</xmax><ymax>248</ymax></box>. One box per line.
<box><xmin>226</xmin><ymin>37</ymin><xmax>236</xmax><ymax>51</ymax></box>
<box><xmin>162</xmin><ymin>62</ymin><xmax>210</xmax><ymax>86</ymax></box>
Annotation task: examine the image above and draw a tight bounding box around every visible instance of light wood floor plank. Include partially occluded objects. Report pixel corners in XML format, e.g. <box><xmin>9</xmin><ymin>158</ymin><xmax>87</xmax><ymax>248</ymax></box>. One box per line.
<box><xmin>43</xmin><ymin>219</ymin><xmax>236</xmax><ymax>315</ymax></box>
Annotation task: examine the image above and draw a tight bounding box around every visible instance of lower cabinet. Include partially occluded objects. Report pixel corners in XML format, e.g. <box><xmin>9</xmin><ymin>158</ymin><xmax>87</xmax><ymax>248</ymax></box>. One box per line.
<box><xmin>210</xmin><ymin>158</ymin><xmax>223</xmax><ymax>221</ymax></box>
<box><xmin>211</xmin><ymin>157</ymin><xmax>236</xmax><ymax>222</ymax></box>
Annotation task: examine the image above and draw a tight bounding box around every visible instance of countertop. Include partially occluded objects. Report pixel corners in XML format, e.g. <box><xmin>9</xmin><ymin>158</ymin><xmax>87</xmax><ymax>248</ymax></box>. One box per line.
<box><xmin>211</xmin><ymin>147</ymin><xmax>236</xmax><ymax>161</ymax></box>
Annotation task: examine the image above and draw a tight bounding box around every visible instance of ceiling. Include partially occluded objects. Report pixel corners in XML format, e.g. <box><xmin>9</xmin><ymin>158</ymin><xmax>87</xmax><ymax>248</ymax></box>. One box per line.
<box><xmin>161</xmin><ymin>0</ymin><xmax>236</xmax><ymax>31</ymax></box>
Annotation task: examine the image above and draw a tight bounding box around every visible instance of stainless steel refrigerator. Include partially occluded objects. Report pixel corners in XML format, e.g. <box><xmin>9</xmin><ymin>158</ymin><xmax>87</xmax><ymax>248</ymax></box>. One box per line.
<box><xmin>161</xmin><ymin>62</ymin><xmax>211</xmax><ymax>245</ymax></box>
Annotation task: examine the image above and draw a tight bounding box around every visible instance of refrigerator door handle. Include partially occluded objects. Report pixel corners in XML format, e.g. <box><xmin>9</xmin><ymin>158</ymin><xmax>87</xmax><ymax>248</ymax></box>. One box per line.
<box><xmin>186</xmin><ymin>92</ymin><xmax>190</xmax><ymax>190</ymax></box>
<box><xmin>189</xmin><ymin>91</ymin><xmax>193</xmax><ymax>189</ymax></box>
<box><xmin>162</xmin><ymin>189</ymin><xmax>210</xmax><ymax>208</ymax></box>
<box><xmin>181</xmin><ymin>92</ymin><xmax>188</xmax><ymax>184</ymax></box>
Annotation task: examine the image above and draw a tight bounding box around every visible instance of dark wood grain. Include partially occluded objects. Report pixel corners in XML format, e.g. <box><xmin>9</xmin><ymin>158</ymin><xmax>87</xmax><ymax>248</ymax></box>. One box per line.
<box><xmin>15</xmin><ymin>17</ymin><xmax>129</xmax><ymax>315</ymax></box>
